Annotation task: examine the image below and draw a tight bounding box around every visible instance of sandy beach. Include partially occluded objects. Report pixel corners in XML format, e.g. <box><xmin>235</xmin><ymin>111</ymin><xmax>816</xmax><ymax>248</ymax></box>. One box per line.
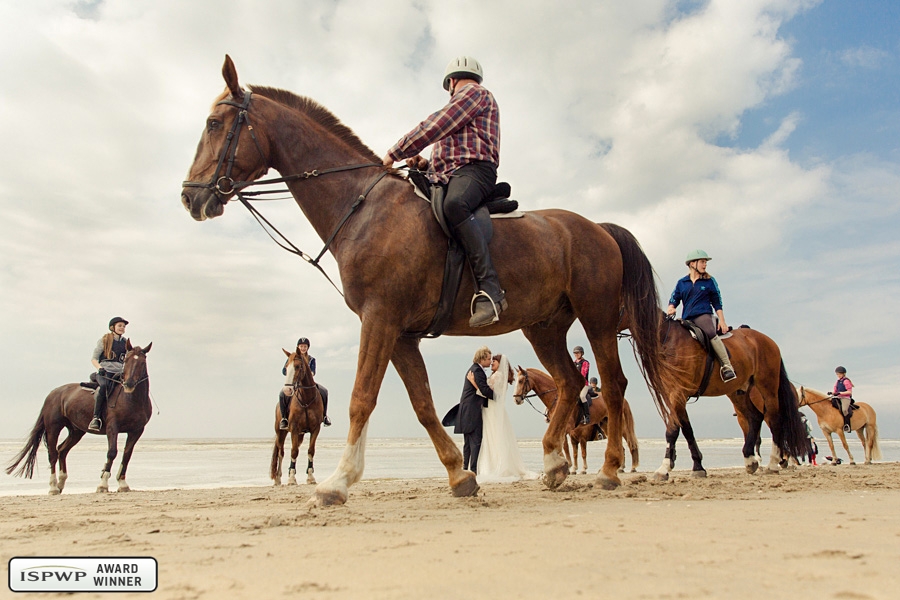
<box><xmin>2</xmin><ymin>462</ymin><xmax>899</xmax><ymax>599</ymax></box>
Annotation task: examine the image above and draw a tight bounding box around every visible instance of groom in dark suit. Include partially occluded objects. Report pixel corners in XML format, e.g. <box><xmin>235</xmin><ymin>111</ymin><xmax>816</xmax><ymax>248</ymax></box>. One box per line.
<box><xmin>454</xmin><ymin>346</ymin><xmax>494</xmax><ymax>473</ymax></box>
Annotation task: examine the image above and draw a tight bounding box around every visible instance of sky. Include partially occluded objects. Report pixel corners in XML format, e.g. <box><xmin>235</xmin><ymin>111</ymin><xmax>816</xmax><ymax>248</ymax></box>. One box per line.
<box><xmin>1</xmin><ymin>0</ymin><xmax>899</xmax><ymax>448</ymax></box>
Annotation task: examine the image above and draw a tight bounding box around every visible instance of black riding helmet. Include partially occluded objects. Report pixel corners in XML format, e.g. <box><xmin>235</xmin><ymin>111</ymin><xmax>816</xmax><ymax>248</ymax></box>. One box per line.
<box><xmin>835</xmin><ymin>366</ymin><xmax>847</xmax><ymax>374</ymax></box>
<box><xmin>108</xmin><ymin>316</ymin><xmax>129</xmax><ymax>330</ymax></box>
<box><xmin>296</xmin><ymin>337</ymin><xmax>310</xmax><ymax>348</ymax></box>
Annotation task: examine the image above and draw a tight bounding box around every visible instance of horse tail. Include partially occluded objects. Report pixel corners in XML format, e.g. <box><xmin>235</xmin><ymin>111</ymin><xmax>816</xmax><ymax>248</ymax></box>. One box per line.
<box><xmin>269</xmin><ymin>436</ymin><xmax>282</xmax><ymax>481</ymax></box>
<box><xmin>5</xmin><ymin>412</ymin><xmax>46</xmax><ymax>479</ymax></box>
<box><xmin>774</xmin><ymin>359</ymin><xmax>811</xmax><ymax>458</ymax></box>
<box><xmin>870</xmin><ymin>422</ymin><xmax>882</xmax><ymax>461</ymax></box>
<box><xmin>598</xmin><ymin>222</ymin><xmax>675</xmax><ymax>424</ymax></box>
<box><xmin>622</xmin><ymin>399</ymin><xmax>640</xmax><ymax>469</ymax></box>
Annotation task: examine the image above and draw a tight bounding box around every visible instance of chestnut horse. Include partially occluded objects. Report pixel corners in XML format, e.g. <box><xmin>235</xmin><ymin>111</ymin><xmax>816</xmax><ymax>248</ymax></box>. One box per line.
<box><xmin>6</xmin><ymin>342</ymin><xmax>153</xmax><ymax>494</ymax></box>
<box><xmin>651</xmin><ymin>316</ymin><xmax>810</xmax><ymax>480</ymax></box>
<box><xmin>798</xmin><ymin>387</ymin><xmax>881</xmax><ymax>465</ymax></box>
<box><xmin>181</xmin><ymin>56</ymin><xmax>676</xmax><ymax>505</ymax></box>
<box><xmin>271</xmin><ymin>349</ymin><xmax>323</xmax><ymax>485</ymax></box>
<box><xmin>513</xmin><ymin>367</ymin><xmax>639</xmax><ymax>474</ymax></box>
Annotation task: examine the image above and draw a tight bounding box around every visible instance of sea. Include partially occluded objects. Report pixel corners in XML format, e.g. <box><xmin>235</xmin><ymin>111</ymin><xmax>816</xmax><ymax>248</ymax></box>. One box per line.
<box><xmin>2</xmin><ymin>436</ymin><xmax>898</xmax><ymax>496</ymax></box>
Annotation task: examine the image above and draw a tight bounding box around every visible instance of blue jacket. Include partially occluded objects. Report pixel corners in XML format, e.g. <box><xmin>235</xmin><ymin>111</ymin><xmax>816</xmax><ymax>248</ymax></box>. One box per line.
<box><xmin>669</xmin><ymin>275</ymin><xmax>723</xmax><ymax>321</ymax></box>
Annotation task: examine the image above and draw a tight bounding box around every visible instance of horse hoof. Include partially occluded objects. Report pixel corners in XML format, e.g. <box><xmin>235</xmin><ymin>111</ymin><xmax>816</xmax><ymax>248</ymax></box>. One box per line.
<box><xmin>580</xmin><ymin>470</ymin><xmax>587</xmax><ymax>475</ymax></box>
<box><xmin>595</xmin><ymin>473</ymin><xmax>621</xmax><ymax>490</ymax></box>
<box><xmin>48</xmin><ymin>488</ymin><xmax>61</xmax><ymax>496</ymax></box>
<box><xmin>273</xmin><ymin>479</ymin><xmax>282</xmax><ymax>487</ymax></box>
<box><xmin>691</xmin><ymin>470</ymin><xmax>707</xmax><ymax>478</ymax></box>
<box><xmin>617</xmin><ymin>467</ymin><xmax>625</xmax><ymax>474</ymax></box>
<box><xmin>306</xmin><ymin>477</ymin><xmax>317</xmax><ymax>485</ymax></box>
<box><xmin>849</xmin><ymin>461</ymin><xmax>856</xmax><ymax>465</ymax></box>
<box><xmin>630</xmin><ymin>468</ymin><xmax>638</xmax><ymax>473</ymax></box>
<box><xmin>95</xmin><ymin>487</ymin><xmax>109</xmax><ymax>494</ymax></box>
<box><xmin>542</xmin><ymin>464</ymin><xmax>569</xmax><ymax>489</ymax></box>
<box><xmin>117</xmin><ymin>484</ymin><xmax>131</xmax><ymax>493</ymax></box>
<box><xmin>451</xmin><ymin>474</ymin><xmax>479</xmax><ymax>497</ymax></box>
<box><xmin>287</xmin><ymin>477</ymin><xmax>297</xmax><ymax>486</ymax></box>
<box><xmin>308</xmin><ymin>489</ymin><xmax>347</xmax><ymax>507</ymax></box>
<box><xmin>652</xmin><ymin>471</ymin><xmax>669</xmax><ymax>482</ymax></box>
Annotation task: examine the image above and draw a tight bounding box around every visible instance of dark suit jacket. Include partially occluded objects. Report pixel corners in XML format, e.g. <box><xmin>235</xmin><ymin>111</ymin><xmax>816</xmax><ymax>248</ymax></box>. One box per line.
<box><xmin>454</xmin><ymin>363</ymin><xmax>493</xmax><ymax>434</ymax></box>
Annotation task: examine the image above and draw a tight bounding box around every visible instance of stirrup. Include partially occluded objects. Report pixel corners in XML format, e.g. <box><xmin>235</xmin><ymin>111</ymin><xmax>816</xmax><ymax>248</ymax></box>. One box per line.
<box><xmin>279</xmin><ymin>418</ymin><xmax>288</xmax><ymax>431</ymax></box>
<box><xmin>323</xmin><ymin>416</ymin><xmax>332</xmax><ymax>427</ymax></box>
<box><xmin>469</xmin><ymin>291</ymin><xmax>507</xmax><ymax>327</ymax></box>
<box><xmin>720</xmin><ymin>366</ymin><xmax>736</xmax><ymax>382</ymax></box>
<box><xmin>843</xmin><ymin>424</ymin><xmax>851</xmax><ymax>433</ymax></box>
<box><xmin>88</xmin><ymin>417</ymin><xmax>102</xmax><ymax>432</ymax></box>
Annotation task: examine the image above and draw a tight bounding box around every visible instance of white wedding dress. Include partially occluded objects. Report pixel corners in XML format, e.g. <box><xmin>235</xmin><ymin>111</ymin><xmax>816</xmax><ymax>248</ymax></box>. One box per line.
<box><xmin>477</xmin><ymin>355</ymin><xmax>539</xmax><ymax>482</ymax></box>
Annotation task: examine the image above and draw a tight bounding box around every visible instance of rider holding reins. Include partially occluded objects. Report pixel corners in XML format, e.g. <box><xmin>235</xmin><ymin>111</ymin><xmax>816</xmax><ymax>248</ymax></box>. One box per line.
<box><xmin>829</xmin><ymin>366</ymin><xmax>854</xmax><ymax>433</ymax></box>
<box><xmin>382</xmin><ymin>56</ymin><xmax>505</xmax><ymax>328</ymax></box>
<box><xmin>667</xmin><ymin>250</ymin><xmax>737</xmax><ymax>383</ymax></box>
<box><xmin>89</xmin><ymin>317</ymin><xmax>130</xmax><ymax>432</ymax></box>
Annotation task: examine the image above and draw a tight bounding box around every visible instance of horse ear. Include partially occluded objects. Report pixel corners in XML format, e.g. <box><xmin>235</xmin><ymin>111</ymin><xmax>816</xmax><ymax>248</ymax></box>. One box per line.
<box><xmin>517</xmin><ymin>364</ymin><xmax>522</xmax><ymax>373</ymax></box>
<box><xmin>222</xmin><ymin>54</ymin><xmax>244</xmax><ymax>101</ymax></box>
<box><xmin>283</xmin><ymin>348</ymin><xmax>291</xmax><ymax>357</ymax></box>
<box><xmin>143</xmin><ymin>342</ymin><xmax>152</xmax><ymax>354</ymax></box>
<box><xmin>126</xmin><ymin>339</ymin><xmax>133</xmax><ymax>351</ymax></box>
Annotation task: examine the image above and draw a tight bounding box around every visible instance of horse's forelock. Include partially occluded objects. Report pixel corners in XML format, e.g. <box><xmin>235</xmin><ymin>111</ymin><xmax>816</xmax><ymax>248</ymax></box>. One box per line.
<box><xmin>210</xmin><ymin>88</ymin><xmax>230</xmax><ymax>112</ymax></box>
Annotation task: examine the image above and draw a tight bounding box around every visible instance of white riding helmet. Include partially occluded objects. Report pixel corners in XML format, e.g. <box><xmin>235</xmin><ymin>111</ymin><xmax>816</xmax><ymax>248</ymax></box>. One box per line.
<box><xmin>443</xmin><ymin>56</ymin><xmax>484</xmax><ymax>91</ymax></box>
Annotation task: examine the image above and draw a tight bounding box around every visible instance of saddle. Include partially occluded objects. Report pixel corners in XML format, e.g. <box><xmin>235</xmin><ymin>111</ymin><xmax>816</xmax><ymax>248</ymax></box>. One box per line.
<box><xmin>402</xmin><ymin>173</ymin><xmax>521</xmax><ymax>339</ymax></box>
<box><xmin>830</xmin><ymin>397</ymin><xmax>857</xmax><ymax>413</ymax></box>
<box><xmin>675</xmin><ymin>319</ymin><xmax>738</xmax><ymax>397</ymax></box>
<box><xmin>79</xmin><ymin>372</ymin><xmax>100</xmax><ymax>391</ymax></box>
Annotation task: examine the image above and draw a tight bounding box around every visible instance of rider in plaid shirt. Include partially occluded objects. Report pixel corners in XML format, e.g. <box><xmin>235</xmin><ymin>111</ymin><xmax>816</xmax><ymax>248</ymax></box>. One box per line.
<box><xmin>383</xmin><ymin>56</ymin><xmax>506</xmax><ymax>328</ymax></box>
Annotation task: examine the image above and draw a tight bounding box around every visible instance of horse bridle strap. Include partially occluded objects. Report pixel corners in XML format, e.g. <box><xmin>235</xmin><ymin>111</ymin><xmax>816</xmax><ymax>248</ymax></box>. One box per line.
<box><xmin>182</xmin><ymin>90</ymin><xmax>387</xmax><ymax>297</ymax></box>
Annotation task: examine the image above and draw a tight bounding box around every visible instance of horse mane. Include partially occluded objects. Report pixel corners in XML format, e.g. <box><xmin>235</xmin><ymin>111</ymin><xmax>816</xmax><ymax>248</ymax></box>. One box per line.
<box><xmin>248</xmin><ymin>85</ymin><xmax>380</xmax><ymax>161</ymax></box>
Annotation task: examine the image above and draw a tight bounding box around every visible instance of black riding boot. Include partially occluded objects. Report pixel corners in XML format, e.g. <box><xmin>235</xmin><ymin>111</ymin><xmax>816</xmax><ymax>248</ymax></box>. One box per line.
<box><xmin>319</xmin><ymin>384</ymin><xmax>331</xmax><ymax>427</ymax></box>
<box><xmin>453</xmin><ymin>217</ymin><xmax>507</xmax><ymax>327</ymax></box>
<box><xmin>580</xmin><ymin>402</ymin><xmax>591</xmax><ymax>425</ymax></box>
<box><xmin>843</xmin><ymin>411</ymin><xmax>852</xmax><ymax>433</ymax></box>
<box><xmin>278</xmin><ymin>391</ymin><xmax>290</xmax><ymax>430</ymax></box>
<box><xmin>89</xmin><ymin>389</ymin><xmax>106</xmax><ymax>432</ymax></box>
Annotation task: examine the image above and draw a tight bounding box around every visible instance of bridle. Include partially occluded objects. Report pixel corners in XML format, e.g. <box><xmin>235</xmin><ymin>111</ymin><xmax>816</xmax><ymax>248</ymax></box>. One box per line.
<box><xmin>181</xmin><ymin>90</ymin><xmax>387</xmax><ymax>297</ymax></box>
<box><xmin>121</xmin><ymin>352</ymin><xmax>150</xmax><ymax>393</ymax></box>
<box><xmin>284</xmin><ymin>355</ymin><xmax>319</xmax><ymax>408</ymax></box>
<box><xmin>514</xmin><ymin>369</ymin><xmax>557</xmax><ymax>419</ymax></box>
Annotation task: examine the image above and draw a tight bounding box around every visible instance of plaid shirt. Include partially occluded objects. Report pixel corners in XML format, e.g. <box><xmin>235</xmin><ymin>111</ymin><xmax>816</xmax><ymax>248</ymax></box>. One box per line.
<box><xmin>387</xmin><ymin>82</ymin><xmax>500</xmax><ymax>184</ymax></box>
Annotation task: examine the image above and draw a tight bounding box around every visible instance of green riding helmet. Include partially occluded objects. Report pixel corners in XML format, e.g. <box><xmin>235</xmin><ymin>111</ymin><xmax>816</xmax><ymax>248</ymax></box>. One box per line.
<box><xmin>685</xmin><ymin>249</ymin><xmax>712</xmax><ymax>266</ymax></box>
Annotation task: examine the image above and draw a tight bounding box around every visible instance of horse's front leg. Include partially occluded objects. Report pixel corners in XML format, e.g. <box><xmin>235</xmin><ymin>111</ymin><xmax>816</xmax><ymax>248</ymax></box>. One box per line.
<box><xmin>288</xmin><ymin>432</ymin><xmax>303</xmax><ymax>485</ymax></box>
<box><xmin>306</xmin><ymin>426</ymin><xmax>320</xmax><ymax>485</ymax></box>
<box><xmin>824</xmin><ymin>432</ymin><xmax>840</xmax><ymax>465</ymax></box>
<box><xmin>310</xmin><ymin>317</ymin><xmax>398</xmax><ymax>506</ymax></box>
<box><xmin>97</xmin><ymin>428</ymin><xmax>119</xmax><ymax>493</ymax></box>
<box><xmin>115</xmin><ymin>428</ymin><xmax>144</xmax><ymax>492</ymax></box>
<box><xmin>387</xmin><ymin>337</ymin><xmax>477</xmax><ymax>497</ymax></box>
<box><xmin>564</xmin><ymin>434</ymin><xmax>574</xmax><ymax>474</ymax></box>
<box><xmin>654</xmin><ymin>422</ymin><xmax>680</xmax><ymax>481</ymax></box>
<box><xmin>45</xmin><ymin>423</ymin><xmax>62</xmax><ymax>495</ymax></box>
<box><xmin>580</xmin><ymin>440</ymin><xmax>587</xmax><ymax>475</ymax></box>
<box><xmin>837</xmin><ymin>429</ymin><xmax>855</xmax><ymax>464</ymax></box>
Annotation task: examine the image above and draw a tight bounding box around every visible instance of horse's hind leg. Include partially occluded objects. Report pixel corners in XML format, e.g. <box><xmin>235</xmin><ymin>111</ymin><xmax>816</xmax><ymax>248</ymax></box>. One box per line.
<box><xmin>856</xmin><ymin>428</ymin><xmax>870</xmax><ymax>464</ymax></box>
<box><xmin>57</xmin><ymin>427</ymin><xmax>86</xmax><ymax>493</ymax></box>
<box><xmin>45</xmin><ymin>421</ymin><xmax>63</xmax><ymax>495</ymax></box>
<box><xmin>580</xmin><ymin>441</ymin><xmax>587</xmax><ymax>475</ymax></box>
<box><xmin>731</xmin><ymin>392</ymin><xmax>763</xmax><ymax>474</ymax></box>
<box><xmin>115</xmin><ymin>428</ymin><xmax>144</xmax><ymax>492</ymax></box>
<box><xmin>837</xmin><ymin>429</ymin><xmax>855</xmax><ymax>464</ymax></box>
<box><xmin>654</xmin><ymin>423</ymin><xmax>681</xmax><ymax>481</ymax></box>
<box><xmin>311</xmin><ymin>319</ymin><xmax>398</xmax><ymax>506</ymax></box>
<box><xmin>523</xmin><ymin>318</ymin><xmax>579</xmax><ymax>490</ymax></box>
<box><xmin>386</xmin><ymin>337</ymin><xmax>477</xmax><ymax>497</ymax></box>
<box><xmin>679</xmin><ymin>409</ymin><xmax>707</xmax><ymax>478</ymax></box>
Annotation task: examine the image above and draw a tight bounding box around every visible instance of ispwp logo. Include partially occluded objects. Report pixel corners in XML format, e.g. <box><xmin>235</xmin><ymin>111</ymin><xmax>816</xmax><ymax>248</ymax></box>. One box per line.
<box><xmin>9</xmin><ymin>557</ymin><xmax>157</xmax><ymax>593</ymax></box>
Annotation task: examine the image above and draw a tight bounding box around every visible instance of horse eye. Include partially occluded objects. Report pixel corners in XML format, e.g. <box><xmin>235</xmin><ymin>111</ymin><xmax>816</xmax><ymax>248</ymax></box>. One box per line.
<box><xmin>207</xmin><ymin>118</ymin><xmax>221</xmax><ymax>131</ymax></box>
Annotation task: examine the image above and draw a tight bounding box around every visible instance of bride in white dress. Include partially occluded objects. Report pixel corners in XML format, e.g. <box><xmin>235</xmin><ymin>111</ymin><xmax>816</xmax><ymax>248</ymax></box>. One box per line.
<box><xmin>474</xmin><ymin>353</ymin><xmax>539</xmax><ymax>482</ymax></box>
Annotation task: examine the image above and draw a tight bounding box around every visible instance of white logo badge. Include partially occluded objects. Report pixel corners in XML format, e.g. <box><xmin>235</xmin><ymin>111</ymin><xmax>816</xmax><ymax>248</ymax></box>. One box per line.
<box><xmin>9</xmin><ymin>557</ymin><xmax>157</xmax><ymax>593</ymax></box>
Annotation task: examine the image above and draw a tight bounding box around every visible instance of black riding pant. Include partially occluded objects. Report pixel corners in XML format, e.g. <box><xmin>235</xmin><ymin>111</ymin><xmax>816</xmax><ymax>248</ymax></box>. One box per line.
<box><xmin>441</xmin><ymin>161</ymin><xmax>497</xmax><ymax>227</ymax></box>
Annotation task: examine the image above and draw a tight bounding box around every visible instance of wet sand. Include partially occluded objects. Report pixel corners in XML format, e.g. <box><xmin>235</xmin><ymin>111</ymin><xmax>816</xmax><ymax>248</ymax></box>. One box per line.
<box><xmin>2</xmin><ymin>463</ymin><xmax>899</xmax><ymax>599</ymax></box>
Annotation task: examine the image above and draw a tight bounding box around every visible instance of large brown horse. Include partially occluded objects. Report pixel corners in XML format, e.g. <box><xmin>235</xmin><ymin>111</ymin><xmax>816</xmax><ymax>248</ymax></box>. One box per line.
<box><xmin>798</xmin><ymin>387</ymin><xmax>881</xmax><ymax>465</ymax></box>
<box><xmin>6</xmin><ymin>342</ymin><xmax>153</xmax><ymax>494</ymax></box>
<box><xmin>651</xmin><ymin>316</ymin><xmax>810</xmax><ymax>480</ymax></box>
<box><xmin>513</xmin><ymin>366</ymin><xmax>639</xmax><ymax>474</ymax></box>
<box><xmin>271</xmin><ymin>349</ymin><xmax>323</xmax><ymax>485</ymax></box>
<box><xmin>181</xmin><ymin>56</ymin><xmax>676</xmax><ymax>505</ymax></box>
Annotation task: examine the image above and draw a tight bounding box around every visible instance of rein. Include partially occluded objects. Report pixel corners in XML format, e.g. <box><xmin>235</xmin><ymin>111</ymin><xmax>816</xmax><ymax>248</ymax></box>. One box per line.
<box><xmin>182</xmin><ymin>90</ymin><xmax>387</xmax><ymax>297</ymax></box>
<box><xmin>515</xmin><ymin>371</ymin><xmax>557</xmax><ymax>419</ymax></box>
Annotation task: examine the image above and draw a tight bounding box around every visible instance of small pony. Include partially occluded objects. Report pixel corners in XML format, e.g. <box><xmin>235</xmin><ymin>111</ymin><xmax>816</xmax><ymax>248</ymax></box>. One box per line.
<box><xmin>798</xmin><ymin>386</ymin><xmax>881</xmax><ymax>465</ymax></box>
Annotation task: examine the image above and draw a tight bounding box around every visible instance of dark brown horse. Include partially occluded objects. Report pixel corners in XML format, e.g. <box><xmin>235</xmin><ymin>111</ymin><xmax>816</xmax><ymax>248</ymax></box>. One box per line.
<box><xmin>651</xmin><ymin>315</ymin><xmax>809</xmax><ymax>480</ymax></box>
<box><xmin>6</xmin><ymin>341</ymin><xmax>153</xmax><ymax>494</ymax></box>
<box><xmin>271</xmin><ymin>349</ymin><xmax>323</xmax><ymax>485</ymax></box>
<box><xmin>513</xmin><ymin>366</ymin><xmax>639</xmax><ymax>474</ymax></box>
<box><xmin>181</xmin><ymin>56</ymin><xmax>676</xmax><ymax>505</ymax></box>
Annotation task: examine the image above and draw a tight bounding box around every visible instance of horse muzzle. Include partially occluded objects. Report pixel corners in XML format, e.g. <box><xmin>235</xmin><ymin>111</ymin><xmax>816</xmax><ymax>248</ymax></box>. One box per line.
<box><xmin>513</xmin><ymin>395</ymin><xmax>524</xmax><ymax>405</ymax></box>
<box><xmin>282</xmin><ymin>386</ymin><xmax>294</xmax><ymax>397</ymax></box>
<box><xmin>181</xmin><ymin>187</ymin><xmax>225</xmax><ymax>222</ymax></box>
